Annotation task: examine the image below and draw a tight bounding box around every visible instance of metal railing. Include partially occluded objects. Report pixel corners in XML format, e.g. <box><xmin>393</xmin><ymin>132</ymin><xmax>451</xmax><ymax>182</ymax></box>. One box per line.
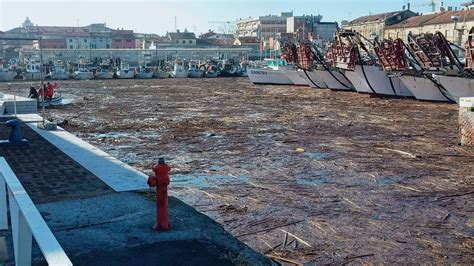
<box><xmin>0</xmin><ymin>157</ymin><xmax>72</xmax><ymax>265</ymax></box>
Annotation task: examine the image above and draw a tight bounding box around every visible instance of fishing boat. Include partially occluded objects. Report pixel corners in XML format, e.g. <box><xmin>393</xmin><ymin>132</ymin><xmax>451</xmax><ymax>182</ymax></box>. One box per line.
<box><xmin>203</xmin><ymin>64</ymin><xmax>219</xmax><ymax>78</ymax></box>
<box><xmin>238</xmin><ymin>61</ymin><xmax>249</xmax><ymax>77</ymax></box>
<box><xmin>170</xmin><ymin>60</ymin><xmax>188</xmax><ymax>78</ymax></box>
<box><xmin>394</xmin><ymin>32</ymin><xmax>458</xmax><ymax>102</ymax></box>
<box><xmin>247</xmin><ymin>59</ymin><xmax>293</xmax><ymax>85</ymax></box>
<box><xmin>281</xmin><ymin>41</ymin><xmax>353</xmax><ymax>90</ymax></box>
<box><xmin>50</xmin><ymin>61</ymin><xmax>70</xmax><ymax>80</ymax></box>
<box><xmin>136</xmin><ymin>65</ymin><xmax>154</xmax><ymax>79</ymax></box>
<box><xmin>0</xmin><ymin>64</ymin><xmax>17</xmax><ymax>81</ymax></box>
<box><xmin>331</xmin><ymin>30</ymin><xmax>413</xmax><ymax>97</ymax></box>
<box><xmin>96</xmin><ymin>66</ymin><xmax>114</xmax><ymax>79</ymax></box>
<box><xmin>434</xmin><ymin>75</ymin><xmax>474</xmax><ymax>103</ymax></box>
<box><xmin>116</xmin><ymin>63</ymin><xmax>135</xmax><ymax>79</ymax></box>
<box><xmin>218</xmin><ymin>59</ymin><xmax>239</xmax><ymax>77</ymax></box>
<box><xmin>72</xmin><ymin>63</ymin><xmax>93</xmax><ymax>80</ymax></box>
<box><xmin>153</xmin><ymin>68</ymin><xmax>169</xmax><ymax>78</ymax></box>
<box><xmin>188</xmin><ymin>62</ymin><xmax>204</xmax><ymax>78</ymax></box>
<box><xmin>38</xmin><ymin>93</ymin><xmax>63</xmax><ymax>107</ymax></box>
<box><xmin>430</xmin><ymin>28</ymin><xmax>474</xmax><ymax>103</ymax></box>
<box><xmin>23</xmin><ymin>62</ymin><xmax>42</xmax><ymax>80</ymax></box>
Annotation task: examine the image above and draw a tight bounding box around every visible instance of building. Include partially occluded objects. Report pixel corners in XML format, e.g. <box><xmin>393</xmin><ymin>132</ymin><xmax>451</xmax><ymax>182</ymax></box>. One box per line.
<box><xmin>313</xmin><ymin>22</ymin><xmax>338</xmax><ymax>41</ymax></box>
<box><xmin>84</xmin><ymin>23</ymin><xmax>112</xmax><ymax>49</ymax></box>
<box><xmin>286</xmin><ymin>15</ymin><xmax>322</xmax><ymax>35</ymax></box>
<box><xmin>22</xmin><ymin>17</ymin><xmax>34</xmax><ymax>28</ymax></box>
<box><xmin>236</xmin><ymin>12</ymin><xmax>293</xmax><ymax>40</ymax></box>
<box><xmin>135</xmin><ymin>33</ymin><xmax>162</xmax><ymax>49</ymax></box>
<box><xmin>199</xmin><ymin>30</ymin><xmax>234</xmax><ymax>46</ymax></box>
<box><xmin>462</xmin><ymin>1</ymin><xmax>474</xmax><ymax>10</ymax></box>
<box><xmin>166</xmin><ymin>29</ymin><xmax>196</xmax><ymax>46</ymax></box>
<box><xmin>384</xmin><ymin>9</ymin><xmax>474</xmax><ymax>45</ymax></box>
<box><xmin>343</xmin><ymin>10</ymin><xmax>417</xmax><ymax>39</ymax></box>
<box><xmin>64</xmin><ymin>28</ymin><xmax>89</xmax><ymax>49</ymax></box>
<box><xmin>111</xmin><ymin>29</ymin><xmax>135</xmax><ymax>49</ymax></box>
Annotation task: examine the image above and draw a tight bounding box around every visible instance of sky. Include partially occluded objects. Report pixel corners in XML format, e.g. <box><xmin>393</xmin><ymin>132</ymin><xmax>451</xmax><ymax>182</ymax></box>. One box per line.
<box><xmin>0</xmin><ymin>0</ymin><xmax>468</xmax><ymax>35</ymax></box>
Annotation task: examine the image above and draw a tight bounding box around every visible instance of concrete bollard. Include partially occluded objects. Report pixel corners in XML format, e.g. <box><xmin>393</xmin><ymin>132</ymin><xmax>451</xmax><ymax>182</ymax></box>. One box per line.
<box><xmin>459</xmin><ymin>97</ymin><xmax>474</xmax><ymax>147</ymax></box>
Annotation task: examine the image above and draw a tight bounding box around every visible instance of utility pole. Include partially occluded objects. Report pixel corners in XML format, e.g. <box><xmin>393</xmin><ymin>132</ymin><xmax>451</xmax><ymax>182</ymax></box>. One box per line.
<box><xmin>39</xmin><ymin>36</ymin><xmax>45</xmax><ymax>125</ymax></box>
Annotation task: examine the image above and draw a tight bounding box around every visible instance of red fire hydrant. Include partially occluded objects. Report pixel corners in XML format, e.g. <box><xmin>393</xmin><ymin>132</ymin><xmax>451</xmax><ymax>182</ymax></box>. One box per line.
<box><xmin>147</xmin><ymin>157</ymin><xmax>171</xmax><ymax>231</ymax></box>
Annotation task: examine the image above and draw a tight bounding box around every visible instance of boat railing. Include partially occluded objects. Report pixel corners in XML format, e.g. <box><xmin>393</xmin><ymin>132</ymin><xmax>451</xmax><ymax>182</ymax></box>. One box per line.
<box><xmin>0</xmin><ymin>157</ymin><xmax>72</xmax><ymax>265</ymax></box>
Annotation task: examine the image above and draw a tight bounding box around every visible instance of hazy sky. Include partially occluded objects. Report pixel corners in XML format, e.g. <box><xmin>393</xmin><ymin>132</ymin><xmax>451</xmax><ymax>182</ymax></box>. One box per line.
<box><xmin>0</xmin><ymin>0</ymin><xmax>468</xmax><ymax>35</ymax></box>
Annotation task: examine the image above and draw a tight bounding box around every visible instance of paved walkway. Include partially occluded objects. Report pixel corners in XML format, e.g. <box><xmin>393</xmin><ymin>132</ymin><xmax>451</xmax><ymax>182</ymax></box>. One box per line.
<box><xmin>0</xmin><ymin>117</ymin><xmax>113</xmax><ymax>203</ymax></box>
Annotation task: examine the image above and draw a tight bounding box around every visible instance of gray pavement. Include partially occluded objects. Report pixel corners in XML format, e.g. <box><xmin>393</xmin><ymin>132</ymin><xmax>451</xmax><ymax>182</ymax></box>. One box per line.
<box><xmin>1</xmin><ymin>192</ymin><xmax>270</xmax><ymax>265</ymax></box>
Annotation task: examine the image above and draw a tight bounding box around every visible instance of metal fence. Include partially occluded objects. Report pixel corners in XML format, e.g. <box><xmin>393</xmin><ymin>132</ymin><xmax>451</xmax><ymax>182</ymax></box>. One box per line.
<box><xmin>0</xmin><ymin>157</ymin><xmax>72</xmax><ymax>265</ymax></box>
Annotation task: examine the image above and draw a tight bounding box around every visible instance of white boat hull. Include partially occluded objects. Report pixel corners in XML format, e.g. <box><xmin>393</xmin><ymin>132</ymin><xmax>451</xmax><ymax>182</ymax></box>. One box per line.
<box><xmin>319</xmin><ymin>69</ymin><xmax>354</xmax><ymax>91</ymax></box>
<box><xmin>171</xmin><ymin>70</ymin><xmax>188</xmax><ymax>78</ymax></box>
<box><xmin>136</xmin><ymin>72</ymin><xmax>153</xmax><ymax>79</ymax></box>
<box><xmin>299</xmin><ymin>70</ymin><xmax>328</xmax><ymax>88</ymax></box>
<box><xmin>51</xmin><ymin>72</ymin><xmax>70</xmax><ymax>80</ymax></box>
<box><xmin>73</xmin><ymin>72</ymin><xmax>93</xmax><ymax>80</ymax></box>
<box><xmin>117</xmin><ymin>70</ymin><xmax>135</xmax><ymax>79</ymax></box>
<box><xmin>351</xmin><ymin>65</ymin><xmax>414</xmax><ymax>97</ymax></box>
<box><xmin>399</xmin><ymin>75</ymin><xmax>453</xmax><ymax>102</ymax></box>
<box><xmin>247</xmin><ymin>68</ymin><xmax>293</xmax><ymax>85</ymax></box>
<box><xmin>282</xmin><ymin>69</ymin><xmax>309</xmax><ymax>86</ymax></box>
<box><xmin>0</xmin><ymin>70</ymin><xmax>17</xmax><ymax>81</ymax></box>
<box><xmin>23</xmin><ymin>72</ymin><xmax>41</xmax><ymax>80</ymax></box>
<box><xmin>435</xmin><ymin>75</ymin><xmax>474</xmax><ymax>104</ymax></box>
<box><xmin>97</xmin><ymin>71</ymin><xmax>114</xmax><ymax>79</ymax></box>
<box><xmin>188</xmin><ymin>70</ymin><xmax>204</xmax><ymax>78</ymax></box>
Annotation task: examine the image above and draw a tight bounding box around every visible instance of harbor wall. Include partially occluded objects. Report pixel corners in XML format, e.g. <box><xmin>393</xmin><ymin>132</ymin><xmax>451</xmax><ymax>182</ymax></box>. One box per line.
<box><xmin>19</xmin><ymin>47</ymin><xmax>255</xmax><ymax>64</ymax></box>
<box><xmin>459</xmin><ymin>97</ymin><xmax>474</xmax><ymax>147</ymax></box>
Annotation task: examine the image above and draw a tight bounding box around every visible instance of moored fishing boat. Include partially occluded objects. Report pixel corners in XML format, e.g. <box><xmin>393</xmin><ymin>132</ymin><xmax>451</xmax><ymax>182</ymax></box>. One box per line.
<box><xmin>96</xmin><ymin>67</ymin><xmax>114</xmax><ymax>79</ymax></box>
<box><xmin>0</xmin><ymin>64</ymin><xmax>17</xmax><ymax>81</ymax></box>
<box><xmin>153</xmin><ymin>69</ymin><xmax>169</xmax><ymax>78</ymax></box>
<box><xmin>218</xmin><ymin>59</ymin><xmax>239</xmax><ymax>77</ymax></box>
<box><xmin>23</xmin><ymin>62</ymin><xmax>42</xmax><ymax>80</ymax></box>
<box><xmin>188</xmin><ymin>62</ymin><xmax>204</xmax><ymax>78</ymax></box>
<box><xmin>432</xmin><ymin>27</ymin><xmax>474</xmax><ymax>103</ymax></box>
<box><xmin>116</xmin><ymin>63</ymin><xmax>135</xmax><ymax>79</ymax></box>
<box><xmin>50</xmin><ymin>61</ymin><xmax>70</xmax><ymax>80</ymax></box>
<box><xmin>281</xmin><ymin>41</ymin><xmax>354</xmax><ymax>90</ymax></box>
<box><xmin>203</xmin><ymin>64</ymin><xmax>219</xmax><ymax>78</ymax></box>
<box><xmin>136</xmin><ymin>65</ymin><xmax>154</xmax><ymax>79</ymax></box>
<box><xmin>72</xmin><ymin>63</ymin><xmax>93</xmax><ymax>80</ymax></box>
<box><xmin>331</xmin><ymin>30</ymin><xmax>413</xmax><ymax>97</ymax></box>
<box><xmin>170</xmin><ymin>60</ymin><xmax>188</xmax><ymax>78</ymax></box>
<box><xmin>247</xmin><ymin>59</ymin><xmax>293</xmax><ymax>85</ymax></box>
<box><xmin>394</xmin><ymin>32</ymin><xmax>459</xmax><ymax>102</ymax></box>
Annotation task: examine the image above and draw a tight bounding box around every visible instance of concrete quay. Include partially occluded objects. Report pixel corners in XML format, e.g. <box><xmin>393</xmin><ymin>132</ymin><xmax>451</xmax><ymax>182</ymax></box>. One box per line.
<box><xmin>0</xmin><ymin>111</ymin><xmax>269</xmax><ymax>265</ymax></box>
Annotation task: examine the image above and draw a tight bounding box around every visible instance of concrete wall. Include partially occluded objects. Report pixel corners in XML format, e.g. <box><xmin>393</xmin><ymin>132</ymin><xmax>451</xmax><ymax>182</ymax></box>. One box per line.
<box><xmin>460</xmin><ymin>98</ymin><xmax>474</xmax><ymax>147</ymax></box>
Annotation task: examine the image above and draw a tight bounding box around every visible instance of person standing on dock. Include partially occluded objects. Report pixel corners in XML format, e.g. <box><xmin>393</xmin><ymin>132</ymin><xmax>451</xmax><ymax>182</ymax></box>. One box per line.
<box><xmin>147</xmin><ymin>158</ymin><xmax>172</xmax><ymax>231</ymax></box>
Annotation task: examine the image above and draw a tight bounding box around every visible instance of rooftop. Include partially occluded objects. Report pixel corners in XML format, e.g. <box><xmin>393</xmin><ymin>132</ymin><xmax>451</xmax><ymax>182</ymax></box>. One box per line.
<box><xmin>168</xmin><ymin>31</ymin><xmax>196</xmax><ymax>39</ymax></box>
<box><xmin>386</xmin><ymin>9</ymin><xmax>474</xmax><ymax>29</ymax></box>
<box><xmin>348</xmin><ymin>10</ymin><xmax>409</xmax><ymax>25</ymax></box>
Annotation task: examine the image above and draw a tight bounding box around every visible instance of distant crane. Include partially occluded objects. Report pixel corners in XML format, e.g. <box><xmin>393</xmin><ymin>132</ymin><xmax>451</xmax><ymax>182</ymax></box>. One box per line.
<box><xmin>408</xmin><ymin>0</ymin><xmax>443</xmax><ymax>12</ymax></box>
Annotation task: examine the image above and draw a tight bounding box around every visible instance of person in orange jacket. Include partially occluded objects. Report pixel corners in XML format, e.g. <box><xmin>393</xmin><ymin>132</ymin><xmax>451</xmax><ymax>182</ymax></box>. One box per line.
<box><xmin>147</xmin><ymin>157</ymin><xmax>171</xmax><ymax>231</ymax></box>
<box><xmin>45</xmin><ymin>82</ymin><xmax>57</xmax><ymax>100</ymax></box>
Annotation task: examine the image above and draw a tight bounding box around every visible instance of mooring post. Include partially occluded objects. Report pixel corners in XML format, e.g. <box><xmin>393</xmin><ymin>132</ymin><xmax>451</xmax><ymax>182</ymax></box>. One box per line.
<box><xmin>459</xmin><ymin>97</ymin><xmax>474</xmax><ymax>147</ymax></box>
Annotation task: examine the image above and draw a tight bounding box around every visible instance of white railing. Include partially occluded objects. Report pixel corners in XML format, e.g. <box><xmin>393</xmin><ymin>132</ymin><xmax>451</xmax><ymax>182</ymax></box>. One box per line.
<box><xmin>0</xmin><ymin>157</ymin><xmax>72</xmax><ymax>265</ymax></box>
